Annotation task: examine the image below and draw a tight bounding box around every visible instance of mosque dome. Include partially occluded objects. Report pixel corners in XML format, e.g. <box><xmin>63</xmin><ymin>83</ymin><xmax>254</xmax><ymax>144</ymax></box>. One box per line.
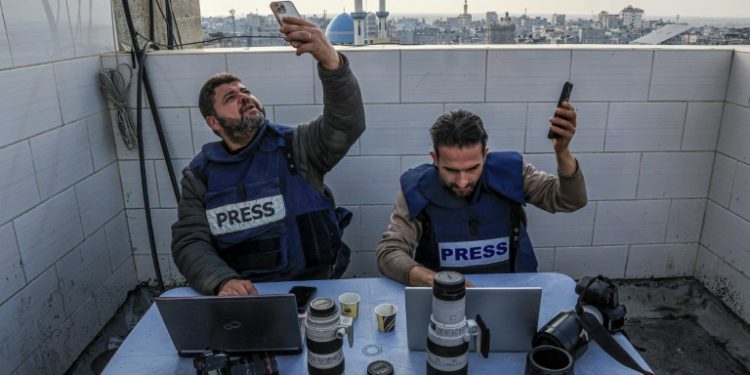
<box><xmin>325</xmin><ymin>13</ymin><xmax>354</xmax><ymax>45</ymax></box>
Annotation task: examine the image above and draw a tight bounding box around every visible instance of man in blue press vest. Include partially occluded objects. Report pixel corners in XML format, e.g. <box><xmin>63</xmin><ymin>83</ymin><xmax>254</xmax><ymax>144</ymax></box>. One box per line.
<box><xmin>171</xmin><ymin>18</ymin><xmax>365</xmax><ymax>296</ymax></box>
<box><xmin>377</xmin><ymin>107</ymin><xmax>588</xmax><ymax>287</ymax></box>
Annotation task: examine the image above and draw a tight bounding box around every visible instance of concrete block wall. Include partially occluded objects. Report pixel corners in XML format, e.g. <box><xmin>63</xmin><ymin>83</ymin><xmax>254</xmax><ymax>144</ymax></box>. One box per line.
<box><xmin>0</xmin><ymin>1</ymin><xmax>135</xmax><ymax>374</ymax></box>
<box><xmin>112</xmin><ymin>45</ymin><xmax>738</xmax><ymax>291</ymax></box>
<box><xmin>697</xmin><ymin>48</ymin><xmax>750</xmax><ymax>323</ymax></box>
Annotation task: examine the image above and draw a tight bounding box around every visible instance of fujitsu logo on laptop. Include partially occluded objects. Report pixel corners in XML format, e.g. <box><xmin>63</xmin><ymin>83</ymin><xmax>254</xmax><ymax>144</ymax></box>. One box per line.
<box><xmin>223</xmin><ymin>320</ymin><xmax>242</xmax><ymax>331</ymax></box>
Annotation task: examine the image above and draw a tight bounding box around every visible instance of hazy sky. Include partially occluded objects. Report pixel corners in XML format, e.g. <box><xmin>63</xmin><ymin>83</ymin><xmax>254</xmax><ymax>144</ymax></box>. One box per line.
<box><xmin>201</xmin><ymin>1</ymin><xmax>750</xmax><ymax>18</ymax></box>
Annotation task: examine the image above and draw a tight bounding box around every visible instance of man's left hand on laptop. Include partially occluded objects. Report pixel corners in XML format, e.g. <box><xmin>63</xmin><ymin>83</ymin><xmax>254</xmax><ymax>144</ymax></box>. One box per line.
<box><xmin>218</xmin><ymin>279</ymin><xmax>258</xmax><ymax>296</ymax></box>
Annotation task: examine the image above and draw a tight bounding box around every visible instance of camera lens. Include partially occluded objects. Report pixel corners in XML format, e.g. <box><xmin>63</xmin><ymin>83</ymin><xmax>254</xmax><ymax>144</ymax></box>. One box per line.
<box><xmin>427</xmin><ymin>271</ymin><xmax>469</xmax><ymax>375</ymax></box>
<box><xmin>532</xmin><ymin>310</ymin><xmax>588</xmax><ymax>360</ymax></box>
<box><xmin>525</xmin><ymin>345</ymin><xmax>574</xmax><ymax>375</ymax></box>
<box><xmin>305</xmin><ymin>298</ymin><xmax>346</xmax><ymax>375</ymax></box>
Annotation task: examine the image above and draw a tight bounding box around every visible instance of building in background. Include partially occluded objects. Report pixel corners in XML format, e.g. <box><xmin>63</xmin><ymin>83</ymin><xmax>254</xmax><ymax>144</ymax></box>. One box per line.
<box><xmin>621</xmin><ymin>5</ymin><xmax>644</xmax><ymax>29</ymax></box>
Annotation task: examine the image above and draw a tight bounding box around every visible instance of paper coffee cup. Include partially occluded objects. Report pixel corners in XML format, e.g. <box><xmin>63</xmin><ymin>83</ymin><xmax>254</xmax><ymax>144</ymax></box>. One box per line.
<box><xmin>375</xmin><ymin>303</ymin><xmax>398</xmax><ymax>332</ymax></box>
<box><xmin>338</xmin><ymin>292</ymin><xmax>360</xmax><ymax>319</ymax></box>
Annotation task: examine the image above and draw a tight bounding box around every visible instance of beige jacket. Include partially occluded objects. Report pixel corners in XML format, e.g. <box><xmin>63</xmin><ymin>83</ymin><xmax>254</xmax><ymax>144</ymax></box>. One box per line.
<box><xmin>376</xmin><ymin>161</ymin><xmax>588</xmax><ymax>284</ymax></box>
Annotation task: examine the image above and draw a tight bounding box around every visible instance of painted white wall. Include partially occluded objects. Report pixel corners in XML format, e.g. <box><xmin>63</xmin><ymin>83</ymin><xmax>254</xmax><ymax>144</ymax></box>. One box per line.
<box><xmin>0</xmin><ymin>0</ymin><xmax>128</xmax><ymax>374</ymax></box>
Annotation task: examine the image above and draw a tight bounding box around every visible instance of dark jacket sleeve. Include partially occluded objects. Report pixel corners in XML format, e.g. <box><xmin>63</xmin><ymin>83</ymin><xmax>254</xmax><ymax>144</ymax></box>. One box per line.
<box><xmin>292</xmin><ymin>53</ymin><xmax>366</xmax><ymax>190</ymax></box>
<box><xmin>171</xmin><ymin>168</ymin><xmax>240</xmax><ymax>295</ymax></box>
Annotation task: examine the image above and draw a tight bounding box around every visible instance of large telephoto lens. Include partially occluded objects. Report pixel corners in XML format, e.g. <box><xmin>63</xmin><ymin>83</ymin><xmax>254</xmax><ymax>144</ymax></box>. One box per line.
<box><xmin>427</xmin><ymin>271</ymin><xmax>469</xmax><ymax>375</ymax></box>
<box><xmin>305</xmin><ymin>298</ymin><xmax>345</xmax><ymax>375</ymax></box>
<box><xmin>532</xmin><ymin>310</ymin><xmax>588</xmax><ymax>360</ymax></box>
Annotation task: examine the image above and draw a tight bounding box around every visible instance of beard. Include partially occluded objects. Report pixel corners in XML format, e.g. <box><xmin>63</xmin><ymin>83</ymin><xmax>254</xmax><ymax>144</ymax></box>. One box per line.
<box><xmin>217</xmin><ymin>110</ymin><xmax>265</xmax><ymax>145</ymax></box>
<box><xmin>449</xmin><ymin>182</ymin><xmax>476</xmax><ymax>198</ymax></box>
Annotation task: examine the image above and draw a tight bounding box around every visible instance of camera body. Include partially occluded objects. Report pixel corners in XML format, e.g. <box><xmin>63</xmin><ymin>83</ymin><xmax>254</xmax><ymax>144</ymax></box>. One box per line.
<box><xmin>304</xmin><ymin>297</ymin><xmax>354</xmax><ymax>375</ymax></box>
<box><xmin>193</xmin><ymin>350</ymin><xmax>278</xmax><ymax>375</ymax></box>
<box><xmin>528</xmin><ymin>275</ymin><xmax>627</xmax><ymax>374</ymax></box>
<box><xmin>427</xmin><ymin>271</ymin><xmax>488</xmax><ymax>375</ymax></box>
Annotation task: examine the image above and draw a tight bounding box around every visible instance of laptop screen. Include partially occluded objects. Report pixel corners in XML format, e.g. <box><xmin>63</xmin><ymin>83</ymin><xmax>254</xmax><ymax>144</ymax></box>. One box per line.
<box><xmin>405</xmin><ymin>287</ymin><xmax>542</xmax><ymax>352</ymax></box>
<box><xmin>155</xmin><ymin>294</ymin><xmax>303</xmax><ymax>356</ymax></box>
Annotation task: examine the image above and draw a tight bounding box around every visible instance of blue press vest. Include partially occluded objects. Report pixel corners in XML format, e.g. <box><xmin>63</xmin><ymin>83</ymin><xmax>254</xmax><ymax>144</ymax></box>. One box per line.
<box><xmin>401</xmin><ymin>152</ymin><xmax>538</xmax><ymax>274</ymax></box>
<box><xmin>190</xmin><ymin>122</ymin><xmax>346</xmax><ymax>281</ymax></box>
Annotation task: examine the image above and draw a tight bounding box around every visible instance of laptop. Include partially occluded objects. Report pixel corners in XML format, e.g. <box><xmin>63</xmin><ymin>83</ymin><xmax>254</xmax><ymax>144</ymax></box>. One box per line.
<box><xmin>405</xmin><ymin>287</ymin><xmax>542</xmax><ymax>352</ymax></box>
<box><xmin>155</xmin><ymin>294</ymin><xmax>303</xmax><ymax>356</ymax></box>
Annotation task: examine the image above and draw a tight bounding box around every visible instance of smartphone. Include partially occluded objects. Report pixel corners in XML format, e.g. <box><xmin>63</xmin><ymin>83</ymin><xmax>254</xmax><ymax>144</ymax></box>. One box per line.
<box><xmin>547</xmin><ymin>81</ymin><xmax>574</xmax><ymax>139</ymax></box>
<box><xmin>270</xmin><ymin>1</ymin><xmax>302</xmax><ymax>46</ymax></box>
<box><xmin>288</xmin><ymin>285</ymin><xmax>317</xmax><ymax>313</ymax></box>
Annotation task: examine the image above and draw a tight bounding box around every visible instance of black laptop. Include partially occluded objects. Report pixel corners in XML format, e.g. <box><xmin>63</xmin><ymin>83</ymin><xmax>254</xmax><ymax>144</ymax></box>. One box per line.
<box><xmin>155</xmin><ymin>294</ymin><xmax>303</xmax><ymax>356</ymax></box>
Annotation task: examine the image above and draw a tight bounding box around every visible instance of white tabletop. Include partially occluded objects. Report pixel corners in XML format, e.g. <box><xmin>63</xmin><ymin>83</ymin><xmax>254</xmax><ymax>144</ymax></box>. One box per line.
<box><xmin>102</xmin><ymin>273</ymin><xmax>650</xmax><ymax>374</ymax></box>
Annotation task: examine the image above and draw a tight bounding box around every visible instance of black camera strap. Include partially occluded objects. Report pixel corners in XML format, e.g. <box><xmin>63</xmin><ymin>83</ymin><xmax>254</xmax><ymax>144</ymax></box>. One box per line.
<box><xmin>578</xmin><ymin>312</ymin><xmax>654</xmax><ymax>375</ymax></box>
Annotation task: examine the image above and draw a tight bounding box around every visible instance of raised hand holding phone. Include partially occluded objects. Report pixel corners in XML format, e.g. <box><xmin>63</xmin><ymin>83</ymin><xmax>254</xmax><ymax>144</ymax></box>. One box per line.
<box><xmin>269</xmin><ymin>1</ymin><xmax>341</xmax><ymax>70</ymax></box>
<box><xmin>547</xmin><ymin>81</ymin><xmax>574</xmax><ymax>139</ymax></box>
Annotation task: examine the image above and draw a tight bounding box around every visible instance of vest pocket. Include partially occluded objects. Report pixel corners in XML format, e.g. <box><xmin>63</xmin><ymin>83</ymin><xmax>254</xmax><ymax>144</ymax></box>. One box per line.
<box><xmin>221</xmin><ymin>235</ymin><xmax>287</xmax><ymax>272</ymax></box>
<box><xmin>296</xmin><ymin>209</ymin><xmax>341</xmax><ymax>268</ymax></box>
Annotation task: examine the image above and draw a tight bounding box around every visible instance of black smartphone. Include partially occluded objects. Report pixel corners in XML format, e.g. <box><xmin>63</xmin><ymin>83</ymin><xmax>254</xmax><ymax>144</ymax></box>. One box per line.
<box><xmin>547</xmin><ymin>81</ymin><xmax>574</xmax><ymax>139</ymax></box>
<box><xmin>288</xmin><ymin>285</ymin><xmax>317</xmax><ymax>313</ymax></box>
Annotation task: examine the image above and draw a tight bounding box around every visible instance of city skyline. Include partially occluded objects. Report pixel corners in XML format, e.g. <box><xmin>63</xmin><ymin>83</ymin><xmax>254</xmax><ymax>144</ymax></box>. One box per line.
<box><xmin>201</xmin><ymin>0</ymin><xmax>750</xmax><ymax>19</ymax></box>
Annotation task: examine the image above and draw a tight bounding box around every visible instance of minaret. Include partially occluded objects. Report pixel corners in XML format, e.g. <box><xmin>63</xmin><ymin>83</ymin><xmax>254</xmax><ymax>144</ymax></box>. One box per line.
<box><xmin>462</xmin><ymin>0</ymin><xmax>468</xmax><ymax>29</ymax></box>
<box><xmin>376</xmin><ymin>0</ymin><xmax>389</xmax><ymax>40</ymax></box>
<box><xmin>351</xmin><ymin>0</ymin><xmax>367</xmax><ymax>45</ymax></box>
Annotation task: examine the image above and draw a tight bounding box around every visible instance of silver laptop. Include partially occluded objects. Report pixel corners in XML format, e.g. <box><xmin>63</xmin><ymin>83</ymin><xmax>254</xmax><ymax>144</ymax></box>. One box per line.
<box><xmin>155</xmin><ymin>294</ymin><xmax>303</xmax><ymax>356</ymax></box>
<box><xmin>405</xmin><ymin>287</ymin><xmax>542</xmax><ymax>352</ymax></box>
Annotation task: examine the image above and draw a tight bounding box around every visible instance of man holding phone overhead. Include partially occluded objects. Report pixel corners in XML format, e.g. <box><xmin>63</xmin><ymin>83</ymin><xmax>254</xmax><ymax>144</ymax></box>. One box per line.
<box><xmin>377</xmin><ymin>90</ymin><xmax>587</xmax><ymax>288</ymax></box>
<box><xmin>171</xmin><ymin>7</ymin><xmax>365</xmax><ymax>296</ymax></box>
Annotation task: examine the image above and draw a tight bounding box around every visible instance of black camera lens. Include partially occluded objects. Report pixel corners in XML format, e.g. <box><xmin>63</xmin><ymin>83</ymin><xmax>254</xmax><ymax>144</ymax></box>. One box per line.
<box><xmin>532</xmin><ymin>311</ymin><xmax>588</xmax><ymax>360</ymax></box>
<box><xmin>525</xmin><ymin>345</ymin><xmax>575</xmax><ymax>375</ymax></box>
<box><xmin>433</xmin><ymin>270</ymin><xmax>466</xmax><ymax>301</ymax></box>
<box><xmin>575</xmin><ymin>276</ymin><xmax>617</xmax><ymax>308</ymax></box>
<box><xmin>308</xmin><ymin>297</ymin><xmax>337</xmax><ymax>318</ymax></box>
<box><xmin>367</xmin><ymin>360</ymin><xmax>394</xmax><ymax>375</ymax></box>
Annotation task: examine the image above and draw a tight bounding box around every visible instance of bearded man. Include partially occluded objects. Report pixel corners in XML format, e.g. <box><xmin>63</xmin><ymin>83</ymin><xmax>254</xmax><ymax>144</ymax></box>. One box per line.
<box><xmin>171</xmin><ymin>18</ymin><xmax>364</xmax><ymax>296</ymax></box>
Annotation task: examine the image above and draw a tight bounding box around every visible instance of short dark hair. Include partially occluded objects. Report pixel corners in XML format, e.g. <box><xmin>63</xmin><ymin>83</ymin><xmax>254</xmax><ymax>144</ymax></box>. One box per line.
<box><xmin>198</xmin><ymin>73</ymin><xmax>241</xmax><ymax>119</ymax></box>
<box><xmin>429</xmin><ymin>109</ymin><xmax>488</xmax><ymax>155</ymax></box>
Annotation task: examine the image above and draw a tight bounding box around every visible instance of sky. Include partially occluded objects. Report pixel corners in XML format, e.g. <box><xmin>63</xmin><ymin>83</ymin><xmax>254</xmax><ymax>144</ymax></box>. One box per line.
<box><xmin>200</xmin><ymin>1</ymin><xmax>750</xmax><ymax>19</ymax></box>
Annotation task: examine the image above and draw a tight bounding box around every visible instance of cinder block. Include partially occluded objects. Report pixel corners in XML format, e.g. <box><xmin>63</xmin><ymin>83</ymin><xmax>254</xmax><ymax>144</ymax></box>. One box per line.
<box><xmin>273</xmin><ymin>105</ymin><xmax>323</xmax><ymax>125</ymax></box>
<box><xmin>0</xmin><ymin>141</ymin><xmax>40</xmax><ymax>224</ymax></box>
<box><xmin>445</xmin><ymin>103</ymin><xmax>526</xmax><ymax>152</ymax></box>
<box><xmin>56</xmin><ymin>229</ymin><xmax>111</xmax><ymax>317</ymax></box>
<box><xmin>141</xmin><ymin>54</ymin><xmax>227</xmax><ymax>107</ymax></box>
<box><xmin>228</xmin><ymin>52</ymin><xmax>314</xmax><ymax>105</ymax></box>
<box><xmin>401</xmin><ymin>50</ymin><xmax>486</xmax><ymax>103</ymax></box>
<box><xmin>593</xmin><ymin>200</ymin><xmax>670</xmax><ymax>245</ymax></box>
<box><xmin>40</xmin><ymin>297</ymin><xmax>101</xmax><ymax>373</ymax></box>
<box><xmin>401</xmin><ymin>155</ymin><xmax>432</xmax><ymax>173</ymax></box>
<box><xmin>95</xmin><ymin>259</ymin><xmax>137</xmax><ymax>325</ymax></box>
<box><xmin>682</xmin><ymin>102</ymin><xmax>723</xmax><ymax>151</ymax></box>
<box><xmin>701</xmin><ymin>202</ymin><xmax>750</xmax><ymax>274</ymax></box>
<box><xmin>606</xmin><ymin>102</ymin><xmax>686</xmax><ymax>151</ymax></box>
<box><xmin>626</xmin><ymin>243</ymin><xmax>698</xmax><ymax>278</ymax></box>
<box><xmin>360</xmin><ymin>104</ymin><xmax>442</xmax><ymax>155</ymax></box>
<box><xmin>360</xmin><ymin>205</ymin><xmax>394</xmax><ymax>251</ymax></box>
<box><xmin>571</xmin><ymin>50</ymin><xmax>651</xmax><ymax>101</ymax></box>
<box><xmin>575</xmin><ymin>153</ymin><xmax>640</xmax><ymax>200</ymax></box>
<box><xmin>554</xmin><ymin>245</ymin><xmax>628</xmax><ymax>279</ymax></box>
<box><xmin>0</xmin><ymin>11</ymin><xmax>11</xmax><ymax>69</ymax></box>
<box><xmin>717</xmin><ymin>104</ymin><xmax>750</xmax><ymax>163</ymax></box>
<box><xmin>126</xmin><ymin>208</ymin><xmax>177</xmax><ymax>255</ymax></box>
<box><xmin>649</xmin><ymin>51</ymin><xmax>732</xmax><ymax>101</ymax></box>
<box><xmin>2</xmin><ymin>0</ymin><xmax>74</xmax><ymax>66</ymax></box>
<box><xmin>667</xmin><ymin>199</ymin><xmax>707</xmax><ymax>243</ymax></box>
<box><xmin>31</xmin><ymin>120</ymin><xmax>94</xmax><ymax>199</ymax></box>
<box><xmin>341</xmin><ymin>251</ymin><xmax>379</xmax><ymax>278</ymax></box>
<box><xmin>327</xmin><ymin>156</ymin><xmax>401</xmax><ymax>205</ymax></box>
<box><xmin>486</xmin><ymin>50</ymin><xmax>571</xmax><ymax>102</ymax></box>
<box><xmin>729</xmin><ymin>161</ymin><xmax>750</xmax><ymax>221</ymax></box>
<box><xmin>87</xmin><ymin>112</ymin><xmax>117</xmax><ymax>171</ymax></box>
<box><xmin>694</xmin><ymin>245</ymin><xmax>720</xmax><ymax>287</ymax></box>
<box><xmin>117</xmin><ymin>108</ymin><xmax>193</xmax><ymax>160</ymax></box>
<box><xmin>105</xmin><ymin>211</ymin><xmax>132</xmax><ymax>271</ymax></box>
<box><xmin>534</xmin><ymin>247</ymin><xmax>555</xmax><ymax>272</ymax></box>
<box><xmin>526</xmin><ymin>204</ymin><xmax>595</xmax><ymax>247</ymax></box>
<box><xmin>0</xmin><ymin>65</ymin><xmax>60</xmax><ymax>148</ymax></box>
<box><xmin>15</xmin><ymin>189</ymin><xmax>84</xmax><ymax>280</ymax></box>
<box><xmin>68</xmin><ymin>0</ymin><xmax>114</xmax><ymax>56</ymax></box>
<box><xmin>316</xmin><ymin>50</ymin><xmax>400</xmax><ymax>104</ymax></box>
<box><xmin>75</xmin><ymin>163</ymin><xmax>124</xmax><ymax>236</ymax></box>
<box><xmin>119</xmin><ymin>160</ymin><xmax>159</xmax><ymax>209</ymax></box>
<box><xmin>526</xmin><ymin>103</ymin><xmax>607</xmax><ymax>153</ymax></box>
<box><xmin>54</xmin><ymin>56</ymin><xmax>106</xmax><ymax>123</ymax></box>
<box><xmin>133</xmin><ymin>253</ymin><xmax>173</xmax><ymax>285</ymax></box>
<box><xmin>708</xmin><ymin>153</ymin><xmax>737</xmax><ymax>208</ymax></box>
<box><xmin>155</xmin><ymin>159</ymin><xmax>190</xmax><ymax>208</ymax></box>
<box><xmin>726</xmin><ymin>51</ymin><xmax>750</xmax><ymax>106</ymax></box>
<box><xmin>637</xmin><ymin>152</ymin><xmax>714</xmax><ymax>199</ymax></box>
<box><xmin>0</xmin><ymin>223</ymin><xmax>25</xmax><ymax>305</ymax></box>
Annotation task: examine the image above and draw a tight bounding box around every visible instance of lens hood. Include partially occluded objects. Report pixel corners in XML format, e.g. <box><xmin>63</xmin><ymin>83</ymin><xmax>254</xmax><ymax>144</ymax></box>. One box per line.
<box><xmin>525</xmin><ymin>345</ymin><xmax>575</xmax><ymax>375</ymax></box>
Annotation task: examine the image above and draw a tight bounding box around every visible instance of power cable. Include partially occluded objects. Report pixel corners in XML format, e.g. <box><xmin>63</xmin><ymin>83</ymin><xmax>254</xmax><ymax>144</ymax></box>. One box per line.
<box><xmin>135</xmin><ymin>33</ymin><xmax>284</xmax><ymax>48</ymax></box>
<box><xmin>99</xmin><ymin>64</ymin><xmax>138</xmax><ymax>150</ymax></box>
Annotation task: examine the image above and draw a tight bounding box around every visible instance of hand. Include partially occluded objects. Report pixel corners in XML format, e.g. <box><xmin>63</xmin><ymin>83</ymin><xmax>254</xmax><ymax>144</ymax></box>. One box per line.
<box><xmin>549</xmin><ymin>101</ymin><xmax>577</xmax><ymax>153</ymax></box>
<box><xmin>408</xmin><ymin>266</ymin><xmax>437</xmax><ymax>287</ymax></box>
<box><xmin>218</xmin><ymin>279</ymin><xmax>258</xmax><ymax>296</ymax></box>
<box><xmin>465</xmin><ymin>279</ymin><xmax>475</xmax><ymax>288</ymax></box>
<box><xmin>279</xmin><ymin>17</ymin><xmax>341</xmax><ymax>70</ymax></box>
<box><xmin>549</xmin><ymin>101</ymin><xmax>578</xmax><ymax>176</ymax></box>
